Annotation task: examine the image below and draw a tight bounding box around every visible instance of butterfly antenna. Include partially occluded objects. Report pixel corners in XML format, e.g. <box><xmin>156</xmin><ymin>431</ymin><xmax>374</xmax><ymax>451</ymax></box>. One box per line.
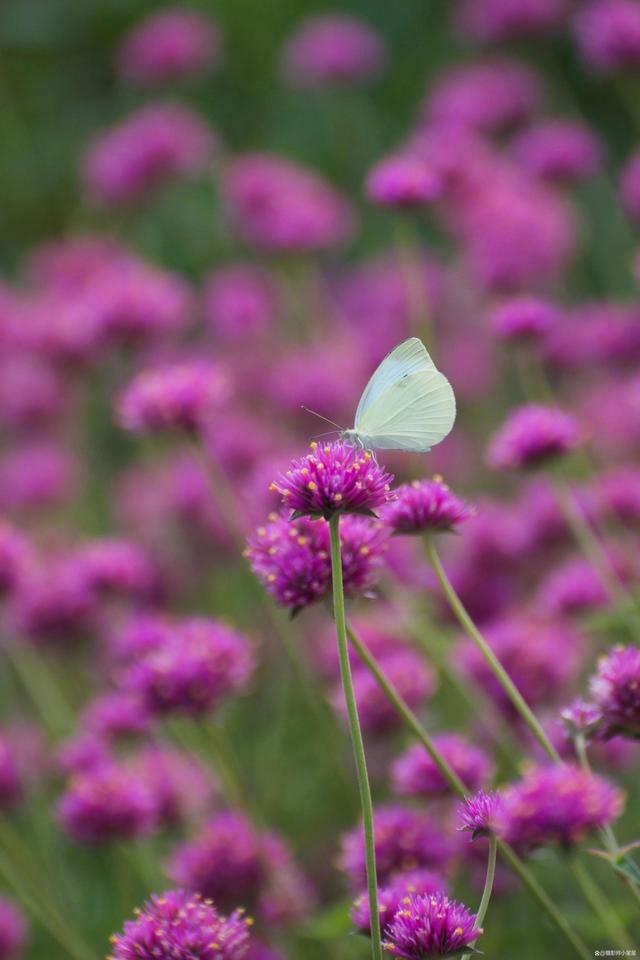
<box><xmin>300</xmin><ymin>406</ymin><xmax>344</xmax><ymax>431</ymax></box>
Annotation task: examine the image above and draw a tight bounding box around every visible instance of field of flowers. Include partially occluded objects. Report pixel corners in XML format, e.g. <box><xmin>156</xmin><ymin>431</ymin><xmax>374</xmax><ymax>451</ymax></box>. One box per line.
<box><xmin>2</xmin><ymin>0</ymin><xmax>640</xmax><ymax>958</ymax></box>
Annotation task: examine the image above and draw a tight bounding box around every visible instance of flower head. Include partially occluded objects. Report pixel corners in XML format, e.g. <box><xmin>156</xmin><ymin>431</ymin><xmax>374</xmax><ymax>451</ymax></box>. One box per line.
<box><xmin>392</xmin><ymin>735</ymin><xmax>493</xmax><ymax>799</ymax></box>
<box><xmin>120</xmin><ymin>617</ymin><xmax>254</xmax><ymax>718</ymax></box>
<box><xmin>590</xmin><ymin>645</ymin><xmax>640</xmax><ymax>739</ymax></box>
<box><xmin>0</xmin><ymin>735</ymin><xmax>22</xmax><ymax>811</ymax></box>
<box><xmin>270</xmin><ymin>441</ymin><xmax>394</xmax><ymax>520</ymax></box>
<box><xmin>0</xmin><ymin>897</ymin><xmax>26</xmax><ymax>960</ymax></box>
<box><xmin>109</xmin><ymin>890</ymin><xmax>250</xmax><ymax>960</ymax></box>
<box><xmin>0</xmin><ymin>520</ymin><xmax>29</xmax><ymax>598</ymax></box>
<box><xmin>167</xmin><ymin>812</ymin><xmax>312</xmax><ymax>924</ymax></box>
<box><xmin>352</xmin><ymin>869</ymin><xmax>446</xmax><ymax>937</ymax></box>
<box><xmin>127</xmin><ymin>743</ymin><xmax>215</xmax><ymax>828</ymax></box>
<box><xmin>117</xmin><ymin>361</ymin><xmax>229</xmax><ymax>434</ymax></box>
<box><xmin>246</xmin><ymin>512</ymin><xmax>389</xmax><ymax>611</ymax></box>
<box><xmin>574</xmin><ymin>0</ymin><xmax>640</xmax><ymax>73</ymax></box>
<box><xmin>281</xmin><ymin>15</ymin><xmax>386</xmax><ymax>89</ymax></box>
<box><xmin>382</xmin><ymin>892</ymin><xmax>482</xmax><ymax>958</ymax></box>
<box><xmin>497</xmin><ymin>764</ymin><xmax>624</xmax><ymax>849</ymax></box>
<box><xmin>366</xmin><ymin>155</ymin><xmax>442</xmax><ymax>209</ymax></box>
<box><xmin>116</xmin><ymin>9</ymin><xmax>220</xmax><ymax>86</ymax></box>
<box><xmin>560</xmin><ymin>698</ymin><xmax>603</xmax><ymax>738</ymax></box>
<box><xmin>383</xmin><ymin>478</ymin><xmax>474</xmax><ymax>534</ymax></box>
<box><xmin>456</xmin><ymin>0</ymin><xmax>568</xmax><ymax>43</ymax></box>
<box><xmin>511</xmin><ymin>120</ymin><xmax>602</xmax><ymax>183</ymax></box>
<box><xmin>82</xmin><ymin>102</ymin><xmax>216</xmax><ymax>207</ymax></box>
<box><xmin>339</xmin><ymin>805</ymin><xmax>453</xmax><ymax>889</ymax></box>
<box><xmin>223</xmin><ymin>153</ymin><xmax>354</xmax><ymax>253</ymax></box>
<box><xmin>490</xmin><ymin>296</ymin><xmax>559</xmax><ymax>343</ymax></box>
<box><xmin>57</xmin><ymin>762</ymin><xmax>156</xmax><ymax>844</ymax></box>
<box><xmin>487</xmin><ymin>404</ymin><xmax>582</xmax><ymax>470</ymax></box>
<box><xmin>458</xmin><ymin>789</ymin><xmax>504</xmax><ymax>839</ymax></box>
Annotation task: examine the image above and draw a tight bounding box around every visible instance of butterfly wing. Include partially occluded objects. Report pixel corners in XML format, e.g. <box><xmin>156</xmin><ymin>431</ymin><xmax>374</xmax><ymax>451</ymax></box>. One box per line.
<box><xmin>354</xmin><ymin>338</ymin><xmax>456</xmax><ymax>451</ymax></box>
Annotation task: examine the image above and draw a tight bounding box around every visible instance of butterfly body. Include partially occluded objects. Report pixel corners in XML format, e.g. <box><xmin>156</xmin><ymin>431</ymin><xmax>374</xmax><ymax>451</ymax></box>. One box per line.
<box><xmin>341</xmin><ymin>337</ymin><xmax>456</xmax><ymax>453</ymax></box>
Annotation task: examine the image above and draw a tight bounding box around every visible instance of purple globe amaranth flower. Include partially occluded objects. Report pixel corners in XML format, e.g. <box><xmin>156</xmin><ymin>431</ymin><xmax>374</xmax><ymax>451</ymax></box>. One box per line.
<box><xmin>456</xmin><ymin>0</ymin><xmax>568</xmax><ymax>42</ymax></box>
<box><xmin>574</xmin><ymin>0</ymin><xmax>640</xmax><ymax>72</ymax></box>
<box><xmin>246</xmin><ymin>512</ymin><xmax>389</xmax><ymax>610</ymax></box>
<box><xmin>590</xmin><ymin>645</ymin><xmax>640</xmax><ymax>739</ymax></box>
<box><xmin>620</xmin><ymin>152</ymin><xmax>640</xmax><ymax>223</ymax></box>
<box><xmin>56</xmin><ymin>733</ymin><xmax>112</xmax><ymax>776</ymax></box>
<box><xmin>223</xmin><ymin>153</ymin><xmax>354</xmax><ymax>254</ymax></box>
<box><xmin>82</xmin><ymin>102</ymin><xmax>216</xmax><ymax>207</ymax></box>
<box><xmin>0</xmin><ymin>349</ymin><xmax>68</xmax><ymax>432</ymax></box>
<box><xmin>560</xmin><ymin>698</ymin><xmax>604</xmax><ymax>739</ymax></box>
<box><xmin>69</xmin><ymin>537</ymin><xmax>157</xmax><ymax>601</ymax></box>
<box><xmin>595</xmin><ymin>467</ymin><xmax>640</xmax><ymax>525</ymax></box>
<box><xmin>57</xmin><ymin>762</ymin><xmax>156</xmax><ymax>844</ymax></box>
<box><xmin>116</xmin><ymin>9</ymin><xmax>221</xmax><ymax>86</ymax></box>
<box><xmin>109</xmin><ymin>890</ymin><xmax>250</xmax><ymax>960</ymax></box>
<box><xmin>0</xmin><ymin>441</ymin><xmax>78</xmax><ymax>514</ymax></box>
<box><xmin>383</xmin><ymin>892</ymin><xmax>482</xmax><ymax>959</ymax></box>
<box><xmin>0</xmin><ymin>735</ymin><xmax>22</xmax><ymax>811</ymax></box>
<box><xmin>117</xmin><ymin>360</ymin><xmax>230</xmax><ymax>434</ymax></box>
<box><xmin>106</xmin><ymin>612</ymin><xmax>173</xmax><ymax>667</ymax></box>
<box><xmin>167</xmin><ymin>811</ymin><xmax>313</xmax><ymax>924</ymax></box>
<box><xmin>487</xmin><ymin>404</ymin><xmax>583</xmax><ymax>470</ymax></box>
<box><xmin>12</xmin><ymin>557</ymin><xmax>96</xmax><ymax>646</ymax></box>
<box><xmin>338</xmin><ymin>805</ymin><xmax>453</xmax><ymax>889</ymax></box>
<box><xmin>423</xmin><ymin>59</ymin><xmax>542</xmax><ymax>134</ymax></box>
<box><xmin>366</xmin><ymin>154</ymin><xmax>442</xmax><ymax>209</ymax></box>
<box><xmin>81</xmin><ymin>691</ymin><xmax>151</xmax><ymax>742</ymax></box>
<box><xmin>383</xmin><ymin>478</ymin><xmax>474</xmax><ymax>534</ymax></box>
<box><xmin>352</xmin><ymin>869</ymin><xmax>446</xmax><ymax>937</ymax></box>
<box><xmin>281</xmin><ymin>14</ymin><xmax>386</xmax><ymax>89</ymax></box>
<box><xmin>203</xmin><ymin>265</ymin><xmax>276</xmax><ymax>346</ymax></box>
<box><xmin>333</xmin><ymin>650</ymin><xmax>436</xmax><ymax>735</ymax></box>
<box><xmin>457</xmin><ymin>616</ymin><xmax>585</xmax><ymax>720</ymax></box>
<box><xmin>511</xmin><ymin>120</ymin><xmax>602</xmax><ymax>184</ymax></box>
<box><xmin>497</xmin><ymin>764</ymin><xmax>624</xmax><ymax>849</ymax></box>
<box><xmin>127</xmin><ymin>743</ymin><xmax>215</xmax><ymax>828</ymax></box>
<box><xmin>120</xmin><ymin>617</ymin><xmax>254</xmax><ymax>718</ymax></box>
<box><xmin>536</xmin><ymin>554</ymin><xmax>611</xmax><ymax>617</ymax></box>
<box><xmin>392</xmin><ymin>735</ymin><xmax>493</xmax><ymax>799</ymax></box>
<box><xmin>270</xmin><ymin>441</ymin><xmax>394</xmax><ymax>520</ymax></box>
<box><xmin>0</xmin><ymin>898</ymin><xmax>26</xmax><ymax>960</ymax></box>
<box><xmin>458</xmin><ymin>789</ymin><xmax>504</xmax><ymax>839</ymax></box>
<box><xmin>490</xmin><ymin>295</ymin><xmax>559</xmax><ymax>344</ymax></box>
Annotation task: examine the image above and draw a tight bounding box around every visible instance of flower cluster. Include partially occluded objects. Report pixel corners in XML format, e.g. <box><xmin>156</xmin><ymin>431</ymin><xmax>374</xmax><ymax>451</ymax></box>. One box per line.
<box><xmin>383</xmin><ymin>478</ymin><xmax>474</xmax><ymax>534</ymax></box>
<box><xmin>382</xmin><ymin>892</ymin><xmax>482</xmax><ymax>958</ymax></box>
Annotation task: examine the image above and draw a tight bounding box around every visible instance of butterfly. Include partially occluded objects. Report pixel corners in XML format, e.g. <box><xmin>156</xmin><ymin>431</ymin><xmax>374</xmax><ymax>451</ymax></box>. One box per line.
<box><xmin>340</xmin><ymin>337</ymin><xmax>456</xmax><ymax>452</ymax></box>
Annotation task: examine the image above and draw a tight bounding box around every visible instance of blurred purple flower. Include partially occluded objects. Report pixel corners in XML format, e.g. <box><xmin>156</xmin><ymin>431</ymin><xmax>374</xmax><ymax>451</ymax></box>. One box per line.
<box><xmin>487</xmin><ymin>404</ymin><xmax>582</xmax><ymax>470</ymax></box>
<box><xmin>366</xmin><ymin>154</ymin><xmax>442</xmax><ymax>209</ymax></box>
<box><xmin>223</xmin><ymin>153</ymin><xmax>354</xmax><ymax>253</ymax></box>
<box><xmin>497</xmin><ymin>764</ymin><xmax>624</xmax><ymax>849</ymax></box>
<box><xmin>456</xmin><ymin>0</ymin><xmax>568</xmax><ymax>42</ymax></box>
<box><xmin>127</xmin><ymin>743</ymin><xmax>215</xmax><ymax>828</ymax></box>
<box><xmin>338</xmin><ymin>805</ymin><xmax>453</xmax><ymax>889</ymax></box>
<box><xmin>620</xmin><ymin>151</ymin><xmax>640</xmax><ymax>223</ymax></box>
<box><xmin>117</xmin><ymin>361</ymin><xmax>230</xmax><ymax>434</ymax></box>
<box><xmin>282</xmin><ymin>15</ymin><xmax>386</xmax><ymax>89</ymax></box>
<box><xmin>203</xmin><ymin>264</ymin><xmax>276</xmax><ymax>346</ymax></box>
<box><xmin>0</xmin><ymin>519</ymin><xmax>30</xmax><ymax>598</ymax></box>
<box><xmin>392</xmin><ymin>735</ymin><xmax>493</xmax><ymax>798</ymax></box>
<box><xmin>574</xmin><ymin>0</ymin><xmax>640</xmax><ymax>72</ymax></box>
<box><xmin>0</xmin><ymin>735</ymin><xmax>22</xmax><ymax>811</ymax></box>
<box><xmin>490</xmin><ymin>295</ymin><xmax>559</xmax><ymax>343</ymax></box>
<box><xmin>0</xmin><ymin>441</ymin><xmax>78</xmax><ymax>514</ymax></box>
<box><xmin>82</xmin><ymin>102</ymin><xmax>216</xmax><ymax>207</ymax></box>
<box><xmin>121</xmin><ymin>617</ymin><xmax>254</xmax><ymax>718</ymax></box>
<box><xmin>0</xmin><ymin>898</ymin><xmax>26</xmax><ymax>960</ymax></box>
<box><xmin>511</xmin><ymin>120</ymin><xmax>602</xmax><ymax>183</ymax></box>
<box><xmin>383</xmin><ymin>478</ymin><xmax>474</xmax><ymax>534</ymax></box>
<box><xmin>117</xmin><ymin>8</ymin><xmax>221</xmax><ymax>86</ymax></box>
<box><xmin>58</xmin><ymin>762</ymin><xmax>156</xmax><ymax>844</ymax></box>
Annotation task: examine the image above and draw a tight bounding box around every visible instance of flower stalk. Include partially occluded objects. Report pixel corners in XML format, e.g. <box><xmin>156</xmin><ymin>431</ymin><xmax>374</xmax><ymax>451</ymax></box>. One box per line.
<box><xmin>329</xmin><ymin>515</ymin><xmax>382</xmax><ymax>960</ymax></box>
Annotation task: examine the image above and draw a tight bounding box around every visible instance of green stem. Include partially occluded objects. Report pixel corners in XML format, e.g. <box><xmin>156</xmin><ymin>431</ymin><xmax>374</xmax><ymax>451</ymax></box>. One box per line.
<box><xmin>0</xmin><ymin>820</ymin><xmax>95</xmax><ymax>960</ymax></box>
<box><xmin>345</xmin><ymin>623</ymin><xmax>590</xmax><ymax>959</ymax></box>
<box><xmin>423</xmin><ymin>534</ymin><xmax>561</xmax><ymax>763</ymax></box>
<box><xmin>7</xmin><ymin>642</ymin><xmax>74</xmax><ymax>738</ymax></box>
<box><xmin>569</xmin><ymin>858</ymin><xmax>630</xmax><ymax>950</ymax></box>
<box><xmin>346</xmin><ymin>624</ymin><xmax>466</xmax><ymax>795</ymax></box>
<box><xmin>329</xmin><ymin>515</ymin><xmax>382</xmax><ymax>960</ymax></box>
<box><xmin>462</xmin><ymin>835</ymin><xmax>497</xmax><ymax>960</ymax></box>
<box><xmin>550</xmin><ymin>468</ymin><xmax>640</xmax><ymax>643</ymax></box>
<box><xmin>497</xmin><ymin>842</ymin><xmax>591</xmax><ymax>960</ymax></box>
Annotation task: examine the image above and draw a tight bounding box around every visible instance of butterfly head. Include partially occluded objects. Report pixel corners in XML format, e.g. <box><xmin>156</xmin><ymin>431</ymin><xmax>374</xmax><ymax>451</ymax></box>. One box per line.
<box><xmin>341</xmin><ymin>429</ymin><xmax>368</xmax><ymax>450</ymax></box>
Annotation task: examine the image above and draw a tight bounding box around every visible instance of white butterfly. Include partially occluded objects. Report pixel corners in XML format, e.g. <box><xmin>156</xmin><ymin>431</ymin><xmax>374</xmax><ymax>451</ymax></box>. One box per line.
<box><xmin>341</xmin><ymin>337</ymin><xmax>456</xmax><ymax>452</ymax></box>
